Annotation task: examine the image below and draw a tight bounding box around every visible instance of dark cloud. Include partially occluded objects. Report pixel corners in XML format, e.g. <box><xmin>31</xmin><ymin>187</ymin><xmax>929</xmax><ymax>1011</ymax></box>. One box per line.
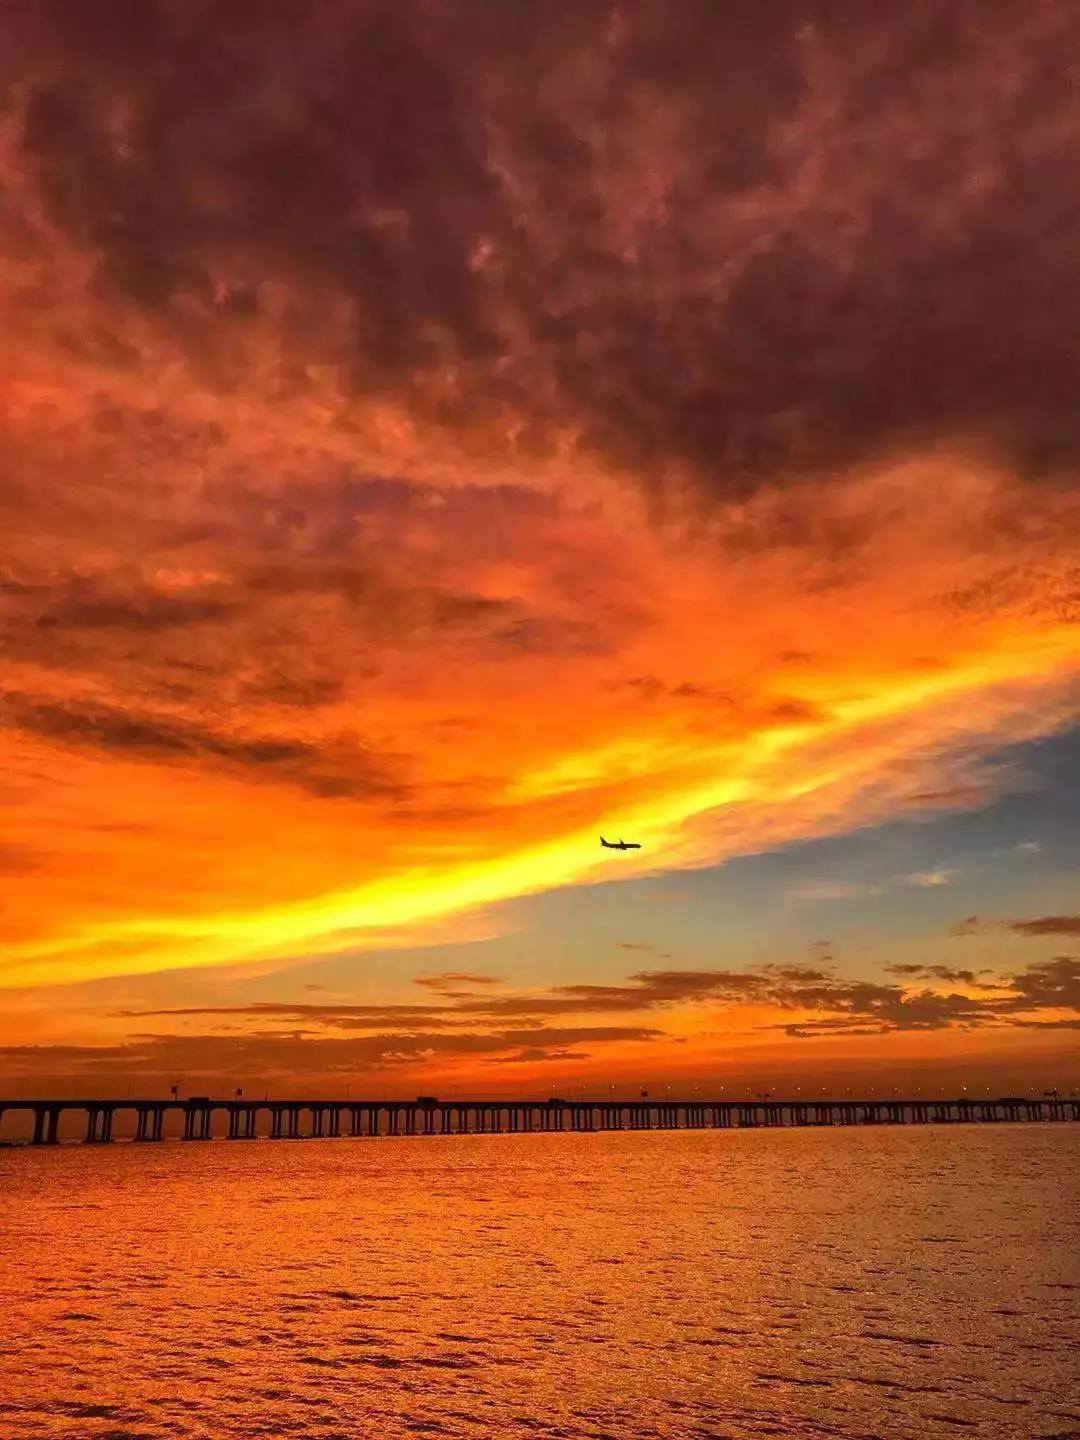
<box><xmin>621</xmin><ymin>969</ymin><xmax>768</xmax><ymax>1000</ymax></box>
<box><xmin>413</xmin><ymin>971</ymin><xmax>504</xmax><ymax>991</ymax></box>
<box><xmin>952</xmin><ymin>914</ymin><xmax>1080</xmax><ymax>938</ymax></box>
<box><xmin>5</xmin><ymin>1</ymin><xmax>1080</xmax><ymax>494</ymax></box>
<box><xmin>0</xmin><ymin>690</ymin><xmax>406</xmax><ymax>801</ymax></box>
<box><xmin>951</xmin><ymin>916</ymin><xmax>983</xmax><ymax>936</ymax></box>
<box><xmin>768</xmin><ymin>984</ymin><xmax>1007</xmax><ymax>1033</ymax></box>
<box><xmin>238</xmin><ymin>672</ymin><xmax>347</xmax><ymax>712</ymax></box>
<box><xmin>1006</xmin><ymin>916</ymin><xmax>1080</xmax><ymax>937</ymax></box>
<box><xmin>484</xmin><ymin>1048</ymin><xmax>591</xmax><ymax>1065</ymax></box>
<box><xmin>608</xmin><ymin>680</ymin><xmax>828</xmax><ymax>731</ymax></box>
<box><xmin>0</xmin><ymin>1023</ymin><xmax>660</xmax><ymax>1080</ymax></box>
<box><xmin>885</xmin><ymin>963</ymin><xmax>982</xmax><ymax>985</ymax></box>
<box><xmin>241</xmin><ymin>560</ymin><xmax>520</xmax><ymax>640</ymax></box>
<box><xmin>1008</xmin><ymin>956</ymin><xmax>1080</xmax><ymax>1010</ymax></box>
<box><xmin>495</xmin><ymin>1027</ymin><xmax>660</xmax><ymax>1047</ymax></box>
<box><xmin>766</xmin><ymin>956</ymin><xmax>1080</xmax><ymax>1036</ymax></box>
<box><xmin>779</xmin><ymin>1021</ymin><xmax>891</xmax><ymax>1039</ymax></box>
<box><xmin>490</xmin><ymin>616</ymin><xmax>617</xmax><ymax>659</ymax></box>
<box><xmin>615</xmin><ymin>676</ymin><xmax>735</xmax><ymax>704</ymax></box>
<box><xmin>5</xmin><ymin>576</ymin><xmax>238</xmax><ymax>635</ymax></box>
<box><xmin>470</xmin><ymin>970</ymin><xmax>773</xmax><ymax>1016</ymax></box>
<box><xmin>769</xmin><ymin>965</ymin><xmax>834</xmax><ymax>983</ymax></box>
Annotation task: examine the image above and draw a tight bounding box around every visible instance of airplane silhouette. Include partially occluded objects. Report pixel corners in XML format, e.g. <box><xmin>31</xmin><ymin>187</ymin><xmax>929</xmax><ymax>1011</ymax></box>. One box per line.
<box><xmin>600</xmin><ymin>836</ymin><xmax>641</xmax><ymax>851</ymax></box>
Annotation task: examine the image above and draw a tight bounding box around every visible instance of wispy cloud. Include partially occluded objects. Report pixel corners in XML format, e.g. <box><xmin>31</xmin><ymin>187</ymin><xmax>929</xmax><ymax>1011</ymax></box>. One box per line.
<box><xmin>904</xmin><ymin>868</ymin><xmax>963</xmax><ymax>888</ymax></box>
<box><xmin>413</xmin><ymin>971</ymin><xmax>505</xmax><ymax>993</ymax></box>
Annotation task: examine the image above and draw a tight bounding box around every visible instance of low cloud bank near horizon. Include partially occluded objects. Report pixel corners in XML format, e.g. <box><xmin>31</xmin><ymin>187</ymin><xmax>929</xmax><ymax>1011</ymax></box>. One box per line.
<box><xmin>113</xmin><ymin>953</ymin><xmax>1080</xmax><ymax>1034</ymax></box>
<box><xmin>1</xmin><ymin>952</ymin><xmax>1074</xmax><ymax>1090</ymax></box>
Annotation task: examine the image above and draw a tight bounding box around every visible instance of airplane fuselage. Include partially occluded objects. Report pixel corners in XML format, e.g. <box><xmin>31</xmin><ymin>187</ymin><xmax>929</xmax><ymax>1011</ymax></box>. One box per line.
<box><xmin>600</xmin><ymin>836</ymin><xmax>641</xmax><ymax>850</ymax></box>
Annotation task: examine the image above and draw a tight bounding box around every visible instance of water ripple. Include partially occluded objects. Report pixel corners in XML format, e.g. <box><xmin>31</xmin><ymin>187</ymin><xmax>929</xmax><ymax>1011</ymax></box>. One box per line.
<box><xmin>0</xmin><ymin>1127</ymin><xmax>1077</xmax><ymax>1439</ymax></box>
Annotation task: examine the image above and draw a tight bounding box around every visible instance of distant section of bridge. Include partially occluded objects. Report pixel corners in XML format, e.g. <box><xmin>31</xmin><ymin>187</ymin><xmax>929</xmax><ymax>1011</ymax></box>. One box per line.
<box><xmin>1</xmin><ymin>1094</ymin><xmax>1077</xmax><ymax>1145</ymax></box>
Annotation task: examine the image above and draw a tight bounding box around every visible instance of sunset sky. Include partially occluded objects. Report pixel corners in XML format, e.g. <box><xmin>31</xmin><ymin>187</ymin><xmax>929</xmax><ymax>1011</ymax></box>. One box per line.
<box><xmin>1</xmin><ymin>0</ymin><xmax>1078</xmax><ymax>1098</ymax></box>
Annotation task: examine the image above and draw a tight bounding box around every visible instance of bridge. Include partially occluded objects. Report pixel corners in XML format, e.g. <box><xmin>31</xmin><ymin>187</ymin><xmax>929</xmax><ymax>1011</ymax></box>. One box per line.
<box><xmin>1</xmin><ymin>1094</ymin><xmax>1077</xmax><ymax>1144</ymax></box>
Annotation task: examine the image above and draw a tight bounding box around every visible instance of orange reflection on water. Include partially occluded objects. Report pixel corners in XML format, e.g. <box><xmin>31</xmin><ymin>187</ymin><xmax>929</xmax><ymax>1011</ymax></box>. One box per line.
<box><xmin>1</xmin><ymin>1128</ymin><xmax>1077</xmax><ymax>1438</ymax></box>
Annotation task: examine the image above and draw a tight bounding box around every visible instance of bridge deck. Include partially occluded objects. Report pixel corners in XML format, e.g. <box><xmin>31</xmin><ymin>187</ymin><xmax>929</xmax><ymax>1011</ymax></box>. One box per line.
<box><xmin>0</xmin><ymin>1096</ymin><xmax>1077</xmax><ymax>1144</ymax></box>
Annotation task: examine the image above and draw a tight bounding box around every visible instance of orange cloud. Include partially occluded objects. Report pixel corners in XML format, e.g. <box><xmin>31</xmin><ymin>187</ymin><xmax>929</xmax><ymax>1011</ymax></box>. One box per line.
<box><xmin>0</xmin><ymin>1</ymin><xmax>1078</xmax><ymax>1038</ymax></box>
<box><xmin>2</xmin><ymin>453</ymin><xmax>1076</xmax><ymax>989</ymax></box>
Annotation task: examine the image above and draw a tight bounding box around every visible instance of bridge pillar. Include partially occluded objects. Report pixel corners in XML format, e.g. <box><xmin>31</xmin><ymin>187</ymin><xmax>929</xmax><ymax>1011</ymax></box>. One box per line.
<box><xmin>183</xmin><ymin>1104</ymin><xmax>208</xmax><ymax>1140</ymax></box>
<box><xmin>29</xmin><ymin>1105</ymin><xmax>63</xmax><ymax>1145</ymax></box>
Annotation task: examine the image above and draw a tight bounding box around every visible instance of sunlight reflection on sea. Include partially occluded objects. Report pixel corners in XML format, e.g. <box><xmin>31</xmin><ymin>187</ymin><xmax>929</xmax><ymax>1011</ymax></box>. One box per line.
<box><xmin>1</xmin><ymin>1126</ymin><xmax>1077</xmax><ymax>1439</ymax></box>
